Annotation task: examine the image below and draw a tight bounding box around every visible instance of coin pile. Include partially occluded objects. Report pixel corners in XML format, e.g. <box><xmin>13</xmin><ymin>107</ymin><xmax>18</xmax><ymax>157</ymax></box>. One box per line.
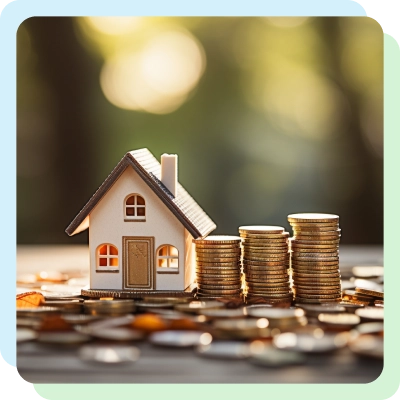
<box><xmin>239</xmin><ymin>226</ymin><xmax>292</xmax><ymax>303</ymax></box>
<box><xmin>288</xmin><ymin>213</ymin><xmax>342</xmax><ymax>304</ymax></box>
<box><xmin>193</xmin><ymin>236</ymin><xmax>242</xmax><ymax>298</ymax></box>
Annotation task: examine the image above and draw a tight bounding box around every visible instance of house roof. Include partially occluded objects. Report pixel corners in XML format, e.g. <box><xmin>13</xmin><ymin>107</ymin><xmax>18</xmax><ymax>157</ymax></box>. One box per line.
<box><xmin>65</xmin><ymin>148</ymin><xmax>217</xmax><ymax>239</ymax></box>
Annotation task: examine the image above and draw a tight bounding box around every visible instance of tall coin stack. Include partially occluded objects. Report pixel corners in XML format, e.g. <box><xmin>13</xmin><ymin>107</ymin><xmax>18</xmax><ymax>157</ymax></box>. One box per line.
<box><xmin>193</xmin><ymin>236</ymin><xmax>242</xmax><ymax>298</ymax></box>
<box><xmin>288</xmin><ymin>213</ymin><xmax>342</xmax><ymax>304</ymax></box>
<box><xmin>239</xmin><ymin>226</ymin><xmax>292</xmax><ymax>303</ymax></box>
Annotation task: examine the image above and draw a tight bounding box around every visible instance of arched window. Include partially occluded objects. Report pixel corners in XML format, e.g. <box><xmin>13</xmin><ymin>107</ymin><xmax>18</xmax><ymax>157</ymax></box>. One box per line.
<box><xmin>157</xmin><ymin>245</ymin><xmax>179</xmax><ymax>271</ymax></box>
<box><xmin>124</xmin><ymin>194</ymin><xmax>146</xmax><ymax>221</ymax></box>
<box><xmin>97</xmin><ymin>244</ymin><xmax>118</xmax><ymax>271</ymax></box>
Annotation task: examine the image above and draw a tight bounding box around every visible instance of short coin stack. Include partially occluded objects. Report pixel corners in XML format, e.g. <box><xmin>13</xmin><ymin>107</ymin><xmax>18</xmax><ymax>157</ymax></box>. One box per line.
<box><xmin>288</xmin><ymin>213</ymin><xmax>342</xmax><ymax>304</ymax></box>
<box><xmin>239</xmin><ymin>226</ymin><xmax>292</xmax><ymax>303</ymax></box>
<box><xmin>193</xmin><ymin>235</ymin><xmax>242</xmax><ymax>298</ymax></box>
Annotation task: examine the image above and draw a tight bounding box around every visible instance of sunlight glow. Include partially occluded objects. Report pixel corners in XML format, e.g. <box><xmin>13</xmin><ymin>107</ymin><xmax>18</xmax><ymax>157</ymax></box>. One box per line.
<box><xmin>100</xmin><ymin>30</ymin><xmax>205</xmax><ymax>114</ymax></box>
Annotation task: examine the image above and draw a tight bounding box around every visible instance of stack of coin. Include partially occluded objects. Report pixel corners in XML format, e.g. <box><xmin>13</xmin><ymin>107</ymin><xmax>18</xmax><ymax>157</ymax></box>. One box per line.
<box><xmin>193</xmin><ymin>236</ymin><xmax>242</xmax><ymax>298</ymax></box>
<box><xmin>239</xmin><ymin>226</ymin><xmax>292</xmax><ymax>303</ymax></box>
<box><xmin>288</xmin><ymin>213</ymin><xmax>341</xmax><ymax>304</ymax></box>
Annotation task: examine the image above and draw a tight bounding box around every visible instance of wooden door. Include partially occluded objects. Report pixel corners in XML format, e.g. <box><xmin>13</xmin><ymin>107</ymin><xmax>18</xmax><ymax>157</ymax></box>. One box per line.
<box><xmin>123</xmin><ymin>236</ymin><xmax>154</xmax><ymax>289</ymax></box>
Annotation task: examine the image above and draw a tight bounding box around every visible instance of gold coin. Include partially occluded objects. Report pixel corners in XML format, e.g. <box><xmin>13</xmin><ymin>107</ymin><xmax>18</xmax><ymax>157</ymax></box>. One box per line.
<box><xmin>241</xmin><ymin>241</ymin><xmax>288</xmax><ymax>248</ymax></box>
<box><xmin>197</xmin><ymin>288</ymin><xmax>242</xmax><ymax>295</ymax></box>
<box><xmin>198</xmin><ymin>283</ymin><xmax>242</xmax><ymax>290</ymax></box>
<box><xmin>293</xmin><ymin>235</ymin><xmax>340</xmax><ymax>241</ymax></box>
<box><xmin>355</xmin><ymin>287</ymin><xmax>384</xmax><ymax>299</ymax></box>
<box><xmin>246</xmin><ymin>280</ymin><xmax>290</xmax><ymax>288</ymax></box>
<box><xmin>196</xmin><ymin>248</ymin><xmax>241</xmax><ymax>254</ymax></box>
<box><xmin>292</xmin><ymin>225</ymin><xmax>339</xmax><ymax>232</ymax></box>
<box><xmin>240</xmin><ymin>233</ymin><xmax>290</xmax><ymax>240</ymax></box>
<box><xmin>196</xmin><ymin>263</ymin><xmax>240</xmax><ymax>269</ymax></box>
<box><xmin>293</xmin><ymin>278</ymin><xmax>341</xmax><ymax>285</ymax></box>
<box><xmin>243</xmin><ymin>254</ymin><xmax>290</xmax><ymax>265</ymax></box>
<box><xmin>292</xmin><ymin>252</ymin><xmax>338</xmax><ymax>259</ymax></box>
<box><xmin>196</xmin><ymin>264</ymin><xmax>240</xmax><ymax>269</ymax></box>
<box><xmin>245</xmin><ymin>272</ymin><xmax>288</xmax><ymax>279</ymax></box>
<box><xmin>193</xmin><ymin>235</ymin><xmax>242</xmax><ymax>244</ymax></box>
<box><xmin>196</xmin><ymin>271</ymin><xmax>240</xmax><ymax>277</ymax></box>
<box><xmin>288</xmin><ymin>213</ymin><xmax>339</xmax><ymax>223</ymax></box>
<box><xmin>294</xmin><ymin>292</ymin><xmax>343</xmax><ymax>299</ymax></box>
<box><xmin>290</xmin><ymin>242</ymin><xmax>339</xmax><ymax>249</ymax></box>
<box><xmin>292</xmin><ymin>255</ymin><xmax>339</xmax><ymax>262</ymax></box>
<box><xmin>196</xmin><ymin>269</ymin><xmax>240</xmax><ymax>275</ymax></box>
<box><xmin>291</xmin><ymin>265</ymin><xmax>338</xmax><ymax>277</ymax></box>
<box><xmin>293</xmin><ymin>287</ymin><xmax>342</xmax><ymax>295</ymax></box>
<box><xmin>196</xmin><ymin>275</ymin><xmax>240</xmax><ymax>282</ymax></box>
<box><xmin>244</xmin><ymin>263</ymin><xmax>288</xmax><ymax>271</ymax></box>
<box><xmin>291</xmin><ymin>258</ymin><xmax>339</xmax><ymax>266</ymax></box>
<box><xmin>239</xmin><ymin>225</ymin><xmax>285</xmax><ymax>234</ymax></box>
<box><xmin>247</xmin><ymin>290</ymin><xmax>293</xmax><ymax>298</ymax></box>
<box><xmin>292</xmin><ymin>270</ymin><xmax>341</xmax><ymax>277</ymax></box>
<box><xmin>294</xmin><ymin>297</ymin><xmax>341</xmax><ymax>304</ymax></box>
<box><xmin>292</xmin><ymin>239</ymin><xmax>340</xmax><ymax>245</ymax></box>
<box><xmin>195</xmin><ymin>243</ymin><xmax>241</xmax><ymax>250</ymax></box>
<box><xmin>243</xmin><ymin>252</ymin><xmax>289</xmax><ymax>259</ymax></box>
<box><xmin>196</xmin><ymin>256</ymin><xmax>238</xmax><ymax>263</ymax></box>
<box><xmin>293</xmin><ymin>228</ymin><xmax>342</xmax><ymax>236</ymax></box>
<box><xmin>291</xmin><ymin>247</ymin><xmax>339</xmax><ymax>253</ymax></box>
<box><xmin>242</xmin><ymin>245</ymin><xmax>288</xmax><ymax>252</ymax></box>
<box><xmin>241</xmin><ymin>238</ymin><xmax>288</xmax><ymax>244</ymax></box>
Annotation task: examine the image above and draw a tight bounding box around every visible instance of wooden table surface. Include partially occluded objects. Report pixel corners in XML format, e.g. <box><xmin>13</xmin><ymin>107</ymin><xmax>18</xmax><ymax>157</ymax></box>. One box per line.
<box><xmin>17</xmin><ymin>245</ymin><xmax>383</xmax><ymax>384</ymax></box>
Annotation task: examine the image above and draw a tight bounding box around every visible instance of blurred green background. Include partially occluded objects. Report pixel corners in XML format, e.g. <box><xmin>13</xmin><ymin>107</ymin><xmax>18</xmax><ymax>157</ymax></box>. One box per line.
<box><xmin>17</xmin><ymin>17</ymin><xmax>383</xmax><ymax>244</ymax></box>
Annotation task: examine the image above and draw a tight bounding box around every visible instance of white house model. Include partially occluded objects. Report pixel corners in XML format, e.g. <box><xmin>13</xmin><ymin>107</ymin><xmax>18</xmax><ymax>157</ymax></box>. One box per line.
<box><xmin>66</xmin><ymin>148</ymin><xmax>216</xmax><ymax>295</ymax></box>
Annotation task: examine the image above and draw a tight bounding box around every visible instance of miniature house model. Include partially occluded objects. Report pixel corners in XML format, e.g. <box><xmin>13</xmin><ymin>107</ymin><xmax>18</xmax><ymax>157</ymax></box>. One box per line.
<box><xmin>66</xmin><ymin>149</ymin><xmax>216</xmax><ymax>294</ymax></box>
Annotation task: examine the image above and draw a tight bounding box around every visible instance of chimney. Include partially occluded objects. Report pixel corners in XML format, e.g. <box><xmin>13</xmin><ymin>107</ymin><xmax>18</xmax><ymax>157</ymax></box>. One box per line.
<box><xmin>161</xmin><ymin>154</ymin><xmax>178</xmax><ymax>197</ymax></box>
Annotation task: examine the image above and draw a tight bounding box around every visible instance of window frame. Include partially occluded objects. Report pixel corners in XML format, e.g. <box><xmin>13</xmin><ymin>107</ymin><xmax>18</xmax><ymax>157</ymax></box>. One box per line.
<box><xmin>156</xmin><ymin>245</ymin><xmax>179</xmax><ymax>274</ymax></box>
<box><xmin>124</xmin><ymin>194</ymin><xmax>146</xmax><ymax>222</ymax></box>
<box><xmin>96</xmin><ymin>243</ymin><xmax>119</xmax><ymax>273</ymax></box>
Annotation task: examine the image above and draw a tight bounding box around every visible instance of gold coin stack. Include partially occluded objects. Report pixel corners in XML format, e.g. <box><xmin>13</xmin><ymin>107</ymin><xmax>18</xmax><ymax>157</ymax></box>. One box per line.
<box><xmin>288</xmin><ymin>213</ymin><xmax>342</xmax><ymax>304</ymax></box>
<box><xmin>239</xmin><ymin>226</ymin><xmax>292</xmax><ymax>303</ymax></box>
<box><xmin>193</xmin><ymin>235</ymin><xmax>242</xmax><ymax>298</ymax></box>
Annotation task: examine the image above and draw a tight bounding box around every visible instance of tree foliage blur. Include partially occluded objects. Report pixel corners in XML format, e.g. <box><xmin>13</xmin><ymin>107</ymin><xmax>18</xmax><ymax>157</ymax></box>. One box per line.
<box><xmin>17</xmin><ymin>17</ymin><xmax>383</xmax><ymax>244</ymax></box>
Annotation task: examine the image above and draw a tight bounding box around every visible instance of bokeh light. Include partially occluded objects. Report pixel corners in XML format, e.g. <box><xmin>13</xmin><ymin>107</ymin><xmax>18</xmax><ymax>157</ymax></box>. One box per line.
<box><xmin>85</xmin><ymin>17</ymin><xmax>142</xmax><ymax>36</ymax></box>
<box><xmin>100</xmin><ymin>30</ymin><xmax>206</xmax><ymax>114</ymax></box>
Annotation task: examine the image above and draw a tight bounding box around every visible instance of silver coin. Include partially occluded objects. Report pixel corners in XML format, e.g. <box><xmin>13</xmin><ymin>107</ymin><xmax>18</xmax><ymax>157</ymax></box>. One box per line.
<box><xmin>149</xmin><ymin>330</ymin><xmax>212</xmax><ymax>347</ymax></box>
<box><xmin>87</xmin><ymin>327</ymin><xmax>145</xmax><ymax>342</ymax></box>
<box><xmin>83</xmin><ymin>315</ymin><xmax>135</xmax><ymax>331</ymax></box>
<box><xmin>196</xmin><ymin>341</ymin><xmax>250</xmax><ymax>359</ymax></box>
<box><xmin>355</xmin><ymin>307</ymin><xmax>384</xmax><ymax>322</ymax></box>
<box><xmin>249</xmin><ymin>344</ymin><xmax>306</xmax><ymax>367</ymax></box>
<box><xmin>79</xmin><ymin>345</ymin><xmax>140</xmax><ymax>364</ymax></box>
<box><xmin>356</xmin><ymin>322</ymin><xmax>384</xmax><ymax>335</ymax></box>
<box><xmin>273</xmin><ymin>332</ymin><xmax>348</xmax><ymax>353</ymax></box>
<box><xmin>37</xmin><ymin>331</ymin><xmax>92</xmax><ymax>345</ymax></box>
<box><xmin>348</xmin><ymin>334</ymin><xmax>383</xmax><ymax>359</ymax></box>
<box><xmin>247</xmin><ymin>307</ymin><xmax>304</xmax><ymax>319</ymax></box>
<box><xmin>17</xmin><ymin>328</ymin><xmax>38</xmax><ymax>343</ymax></box>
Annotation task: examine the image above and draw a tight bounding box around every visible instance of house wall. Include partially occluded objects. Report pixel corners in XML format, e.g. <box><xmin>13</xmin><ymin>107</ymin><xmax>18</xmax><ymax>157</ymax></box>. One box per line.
<box><xmin>89</xmin><ymin>166</ymin><xmax>190</xmax><ymax>291</ymax></box>
<box><xmin>184</xmin><ymin>229</ymin><xmax>196</xmax><ymax>289</ymax></box>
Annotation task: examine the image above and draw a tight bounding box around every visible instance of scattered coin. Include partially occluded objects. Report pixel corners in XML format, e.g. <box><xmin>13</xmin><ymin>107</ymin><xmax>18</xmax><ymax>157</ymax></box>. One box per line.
<box><xmin>355</xmin><ymin>307</ymin><xmax>384</xmax><ymax>322</ymax></box>
<box><xmin>352</xmin><ymin>266</ymin><xmax>384</xmax><ymax>279</ymax></box>
<box><xmin>17</xmin><ymin>328</ymin><xmax>38</xmax><ymax>343</ymax></box>
<box><xmin>37</xmin><ymin>331</ymin><xmax>92</xmax><ymax>345</ymax></box>
<box><xmin>79</xmin><ymin>345</ymin><xmax>140</xmax><ymax>364</ymax></box>
<box><xmin>84</xmin><ymin>300</ymin><xmax>136</xmax><ymax>316</ymax></box>
<box><xmin>248</xmin><ymin>343</ymin><xmax>306</xmax><ymax>367</ymax></box>
<box><xmin>273</xmin><ymin>331</ymin><xmax>348</xmax><ymax>353</ymax></box>
<box><xmin>175</xmin><ymin>301</ymin><xmax>224</xmax><ymax>314</ymax></box>
<box><xmin>86</xmin><ymin>328</ymin><xmax>145</xmax><ymax>342</ymax></box>
<box><xmin>196</xmin><ymin>340</ymin><xmax>250</xmax><ymax>359</ymax></box>
<box><xmin>317</xmin><ymin>313</ymin><xmax>360</xmax><ymax>330</ymax></box>
<box><xmin>355</xmin><ymin>287</ymin><xmax>384</xmax><ymax>299</ymax></box>
<box><xmin>149</xmin><ymin>331</ymin><xmax>212</xmax><ymax>347</ymax></box>
<box><xmin>348</xmin><ymin>334</ymin><xmax>383</xmax><ymax>359</ymax></box>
